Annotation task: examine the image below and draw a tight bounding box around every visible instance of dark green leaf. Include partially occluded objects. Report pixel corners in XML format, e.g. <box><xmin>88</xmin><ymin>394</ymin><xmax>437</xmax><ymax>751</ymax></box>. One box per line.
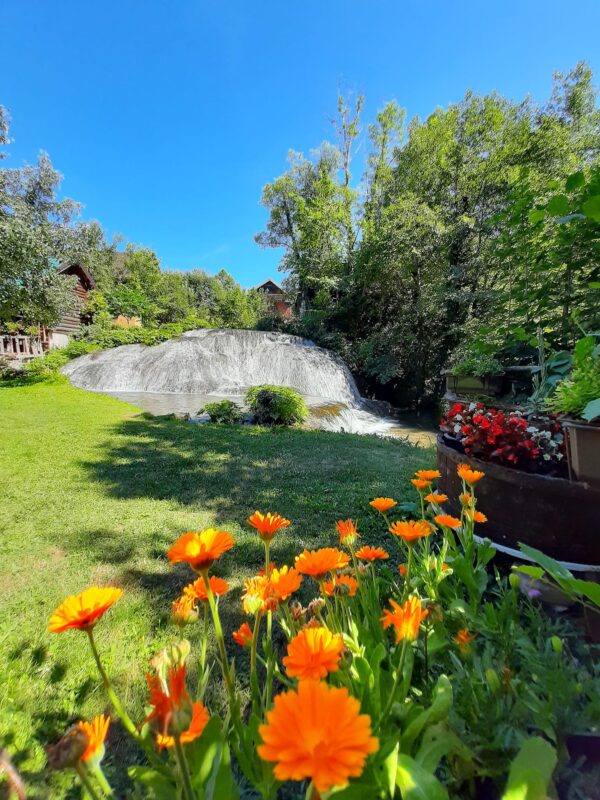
<box><xmin>546</xmin><ymin>195</ymin><xmax>569</xmax><ymax>216</ymax></box>
<box><xmin>396</xmin><ymin>754</ymin><xmax>449</xmax><ymax>800</ymax></box>
<box><xmin>582</xmin><ymin>194</ymin><xmax>600</xmax><ymax>222</ymax></box>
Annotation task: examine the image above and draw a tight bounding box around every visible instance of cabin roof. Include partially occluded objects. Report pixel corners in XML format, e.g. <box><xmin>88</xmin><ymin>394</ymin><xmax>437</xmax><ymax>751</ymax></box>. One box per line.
<box><xmin>57</xmin><ymin>262</ymin><xmax>97</xmax><ymax>291</ymax></box>
<box><xmin>255</xmin><ymin>277</ymin><xmax>284</xmax><ymax>293</ymax></box>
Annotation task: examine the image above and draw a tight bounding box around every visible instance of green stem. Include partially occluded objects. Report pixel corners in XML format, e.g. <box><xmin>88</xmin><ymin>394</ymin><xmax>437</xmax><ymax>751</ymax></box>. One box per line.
<box><xmin>173</xmin><ymin>736</ymin><xmax>195</xmax><ymax>800</ymax></box>
<box><xmin>92</xmin><ymin>764</ymin><xmax>114</xmax><ymax>798</ymax></box>
<box><xmin>378</xmin><ymin>638</ymin><xmax>409</xmax><ymax>729</ymax></box>
<box><xmin>200</xmin><ymin>604</ymin><xmax>209</xmax><ymax>673</ymax></box>
<box><xmin>75</xmin><ymin>763</ymin><xmax>102</xmax><ymax>800</ymax></box>
<box><xmin>401</xmin><ymin>546</ymin><xmax>414</xmax><ymax>602</ymax></box>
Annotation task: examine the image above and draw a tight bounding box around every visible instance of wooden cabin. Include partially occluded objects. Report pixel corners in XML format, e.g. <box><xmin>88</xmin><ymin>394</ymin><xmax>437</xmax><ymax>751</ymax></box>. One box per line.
<box><xmin>0</xmin><ymin>262</ymin><xmax>96</xmax><ymax>360</ymax></box>
<box><xmin>255</xmin><ymin>278</ymin><xmax>292</xmax><ymax>318</ymax></box>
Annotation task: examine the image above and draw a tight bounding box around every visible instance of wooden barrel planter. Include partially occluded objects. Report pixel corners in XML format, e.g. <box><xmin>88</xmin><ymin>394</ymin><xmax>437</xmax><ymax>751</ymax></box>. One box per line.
<box><xmin>437</xmin><ymin>434</ymin><xmax>600</xmax><ymax>569</ymax></box>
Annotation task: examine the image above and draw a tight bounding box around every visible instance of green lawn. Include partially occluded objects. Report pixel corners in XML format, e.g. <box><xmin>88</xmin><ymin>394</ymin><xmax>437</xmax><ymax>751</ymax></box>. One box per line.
<box><xmin>0</xmin><ymin>380</ymin><xmax>433</xmax><ymax>797</ymax></box>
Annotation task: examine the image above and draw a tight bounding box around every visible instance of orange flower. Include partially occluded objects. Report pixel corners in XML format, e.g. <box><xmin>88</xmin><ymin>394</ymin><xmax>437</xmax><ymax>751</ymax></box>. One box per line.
<box><xmin>441</xmin><ymin>563</ymin><xmax>449</xmax><ymax>572</ymax></box>
<box><xmin>435</xmin><ymin>514</ymin><xmax>462</xmax><ymax>530</ymax></box>
<box><xmin>48</xmin><ymin>587</ymin><xmax>123</xmax><ymax>633</ymax></box>
<box><xmin>258</xmin><ymin>681</ymin><xmax>378</xmax><ymax>792</ymax></box>
<box><xmin>171</xmin><ymin>594</ymin><xmax>199</xmax><ymax>626</ymax></box>
<box><xmin>454</xmin><ymin>628</ymin><xmax>476</xmax><ymax>652</ymax></box>
<box><xmin>399</xmin><ymin>564</ymin><xmax>407</xmax><ymax>577</ymax></box>
<box><xmin>283</xmin><ymin>626</ymin><xmax>345</xmax><ymax>679</ymax></box>
<box><xmin>457</xmin><ymin>464</ymin><xmax>485</xmax><ymax>484</ymax></box>
<box><xmin>459</xmin><ymin>492</ymin><xmax>472</xmax><ymax>506</ymax></box>
<box><xmin>370</xmin><ymin>497</ymin><xmax>397</xmax><ymax>513</ymax></box>
<box><xmin>415</xmin><ymin>469</ymin><xmax>441</xmax><ymax>481</ymax></box>
<box><xmin>242</xmin><ymin>575</ymin><xmax>277</xmax><ymax>615</ymax></box>
<box><xmin>295</xmin><ymin>548</ymin><xmax>350</xmax><ymax>579</ymax></box>
<box><xmin>76</xmin><ymin>715</ymin><xmax>110</xmax><ymax>763</ymax></box>
<box><xmin>156</xmin><ymin>702</ymin><xmax>210</xmax><ymax>749</ymax></box>
<box><xmin>466</xmin><ymin>509</ymin><xmax>488</xmax><ymax>523</ymax></box>
<box><xmin>336</xmin><ymin>519</ymin><xmax>359</xmax><ymax>546</ymax></box>
<box><xmin>388</xmin><ymin>519</ymin><xmax>434</xmax><ymax>544</ymax></box>
<box><xmin>355</xmin><ymin>545</ymin><xmax>389</xmax><ymax>561</ymax></box>
<box><xmin>247</xmin><ymin>511</ymin><xmax>291</xmax><ymax>542</ymax></box>
<box><xmin>381</xmin><ymin>596</ymin><xmax>428</xmax><ymax>642</ymax></box>
<box><xmin>322</xmin><ymin>574</ymin><xmax>358</xmax><ymax>598</ymax></box>
<box><xmin>411</xmin><ymin>478</ymin><xmax>432</xmax><ymax>491</ymax></box>
<box><xmin>424</xmin><ymin>492</ymin><xmax>448</xmax><ymax>504</ymax></box>
<box><xmin>183</xmin><ymin>576</ymin><xmax>230</xmax><ymax>603</ymax></box>
<box><xmin>233</xmin><ymin>622</ymin><xmax>253</xmax><ymax>647</ymax></box>
<box><xmin>167</xmin><ymin>529</ymin><xmax>234</xmax><ymax>572</ymax></box>
<box><xmin>269</xmin><ymin>566</ymin><xmax>303</xmax><ymax>601</ymax></box>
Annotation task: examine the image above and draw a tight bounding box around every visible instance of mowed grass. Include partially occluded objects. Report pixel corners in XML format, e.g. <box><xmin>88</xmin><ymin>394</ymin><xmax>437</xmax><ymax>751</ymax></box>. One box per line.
<box><xmin>0</xmin><ymin>380</ymin><xmax>433</xmax><ymax>797</ymax></box>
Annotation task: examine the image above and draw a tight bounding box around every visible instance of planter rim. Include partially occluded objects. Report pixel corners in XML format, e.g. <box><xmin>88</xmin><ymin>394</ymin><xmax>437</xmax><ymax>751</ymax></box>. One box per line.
<box><xmin>562</xmin><ymin>418</ymin><xmax>600</xmax><ymax>431</ymax></box>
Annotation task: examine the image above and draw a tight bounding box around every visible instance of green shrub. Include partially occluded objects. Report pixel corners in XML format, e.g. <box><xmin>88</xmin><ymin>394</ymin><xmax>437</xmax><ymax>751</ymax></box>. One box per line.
<box><xmin>79</xmin><ymin>319</ymin><xmax>211</xmax><ymax>349</ymax></box>
<box><xmin>450</xmin><ymin>350</ymin><xmax>504</xmax><ymax>377</ymax></box>
<box><xmin>23</xmin><ymin>341</ymin><xmax>99</xmax><ymax>378</ymax></box>
<box><xmin>551</xmin><ymin>335</ymin><xmax>600</xmax><ymax>419</ymax></box>
<box><xmin>245</xmin><ymin>384</ymin><xmax>308</xmax><ymax>426</ymax></box>
<box><xmin>201</xmin><ymin>399</ymin><xmax>244</xmax><ymax>424</ymax></box>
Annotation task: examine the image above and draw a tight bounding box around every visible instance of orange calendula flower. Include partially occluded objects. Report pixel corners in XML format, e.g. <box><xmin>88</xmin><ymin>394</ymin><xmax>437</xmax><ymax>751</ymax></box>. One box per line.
<box><xmin>145</xmin><ymin>662</ymin><xmax>208</xmax><ymax>748</ymax></box>
<box><xmin>183</xmin><ymin>576</ymin><xmax>230</xmax><ymax>603</ymax></box>
<box><xmin>156</xmin><ymin>702</ymin><xmax>210</xmax><ymax>749</ymax></box>
<box><xmin>171</xmin><ymin>594</ymin><xmax>199</xmax><ymax>626</ymax></box>
<box><xmin>370</xmin><ymin>497</ymin><xmax>397</xmax><ymax>513</ymax></box>
<box><xmin>389</xmin><ymin>519</ymin><xmax>434</xmax><ymax>544</ymax></box>
<box><xmin>466</xmin><ymin>509</ymin><xmax>488</xmax><ymax>523</ymax></box>
<box><xmin>242</xmin><ymin>575</ymin><xmax>276</xmax><ymax>615</ymax></box>
<box><xmin>411</xmin><ymin>478</ymin><xmax>432</xmax><ymax>491</ymax></box>
<box><xmin>283</xmin><ymin>626</ymin><xmax>345</xmax><ymax>680</ymax></box>
<box><xmin>457</xmin><ymin>464</ymin><xmax>485</xmax><ymax>484</ymax></box>
<box><xmin>233</xmin><ymin>622</ymin><xmax>253</xmax><ymax>647</ymax></box>
<box><xmin>322</xmin><ymin>574</ymin><xmax>359</xmax><ymax>598</ymax></box>
<box><xmin>247</xmin><ymin>511</ymin><xmax>291</xmax><ymax>542</ymax></box>
<box><xmin>76</xmin><ymin>715</ymin><xmax>110</xmax><ymax>763</ymax></box>
<box><xmin>399</xmin><ymin>564</ymin><xmax>407</xmax><ymax>577</ymax></box>
<box><xmin>424</xmin><ymin>492</ymin><xmax>448</xmax><ymax>504</ymax></box>
<box><xmin>454</xmin><ymin>628</ymin><xmax>477</xmax><ymax>652</ymax></box>
<box><xmin>258</xmin><ymin>680</ymin><xmax>378</xmax><ymax>792</ymax></box>
<box><xmin>269</xmin><ymin>566</ymin><xmax>303</xmax><ymax>601</ymax></box>
<box><xmin>355</xmin><ymin>545</ymin><xmax>389</xmax><ymax>561</ymax></box>
<box><xmin>336</xmin><ymin>519</ymin><xmax>359</xmax><ymax>546</ymax></box>
<box><xmin>415</xmin><ymin>469</ymin><xmax>441</xmax><ymax>481</ymax></box>
<box><xmin>435</xmin><ymin>514</ymin><xmax>462</xmax><ymax>530</ymax></box>
<box><xmin>167</xmin><ymin>529</ymin><xmax>234</xmax><ymax>572</ymax></box>
<box><xmin>48</xmin><ymin>587</ymin><xmax>123</xmax><ymax>633</ymax></box>
<box><xmin>381</xmin><ymin>596</ymin><xmax>428</xmax><ymax>643</ymax></box>
<box><xmin>459</xmin><ymin>492</ymin><xmax>473</xmax><ymax>506</ymax></box>
<box><xmin>441</xmin><ymin>563</ymin><xmax>449</xmax><ymax>572</ymax></box>
<box><xmin>295</xmin><ymin>548</ymin><xmax>350</xmax><ymax>579</ymax></box>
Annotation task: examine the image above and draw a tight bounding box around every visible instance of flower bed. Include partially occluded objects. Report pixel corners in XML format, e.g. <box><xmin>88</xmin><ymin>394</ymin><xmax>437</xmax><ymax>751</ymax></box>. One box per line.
<box><xmin>39</xmin><ymin>471</ymin><xmax>599</xmax><ymax>799</ymax></box>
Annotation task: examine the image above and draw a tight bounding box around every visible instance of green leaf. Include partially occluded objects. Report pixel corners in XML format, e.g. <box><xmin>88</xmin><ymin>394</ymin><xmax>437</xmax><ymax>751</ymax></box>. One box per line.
<box><xmin>383</xmin><ymin>744</ymin><xmax>400</xmax><ymax>797</ymax></box>
<box><xmin>582</xmin><ymin>397</ymin><xmax>600</xmax><ymax>422</ymax></box>
<box><xmin>569</xmin><ymin>578</ymin><xmax>600</xmax><ymax>609</ymax></box>
<box><xmin>546</xmin><ymin>195</ymin><xmax>569</xmax><ymax>216</ymax></box>
<box><xmin>518</xmin><ymin>544</ymin><xmax>573</xmax><ymax>582</ymax></box>
<box><xmin>128</xmin><ymin>766</ymin><xmax>177</xmax><ymax>800</ymax></box>
<box><xmin>582</xmin><ymin>194</ymin><xmax>600</xmax><ymax>222</ymax></box>
<box><xmin>566</xmin><ymin>171</ymin><xmax>585</xmax><ymax>191</ymax></box>
<box><xmin>528</xmin><ymin>208</ymin><xmax>546</xmax><ymax>224</ymax></box>
<box><xmin>401</xmin><ymin>675</ymin><xmax>453</xmax><ymax>754</ymax></box>
<box><xmin>396</xmin><ymin>754</ymin><xmax>449</xmax><ymax>800</ymax></box>
<box><xmin>589</xmin><ymin>282</ymin><xmax>600</xmax><ymax>289</ymax></box>
<box><xmin>501</xmin><ymin>737</ymin><xmax>557</xmax><ymax>800</ymax></box>
<box><xmin>415</xmin><ymin>725</ymin><xmax>473</xmax><ymax>774</ymax></box>
<box><xmin>514</xmin><ymin>565</ymin><xmax>545</xmax><ymax>580</ymax></box>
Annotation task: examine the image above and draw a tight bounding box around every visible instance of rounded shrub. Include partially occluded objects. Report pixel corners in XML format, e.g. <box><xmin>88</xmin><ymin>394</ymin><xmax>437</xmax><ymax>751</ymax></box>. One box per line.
<box><xmin>245</xmin><ymin>384</ymin><xmax>308</xmax><ymax>426</ymax></box>
<box><xmin>202</xmin><ymin>399</ymin><xmax>244</xmax><ymax>425</ymax></box>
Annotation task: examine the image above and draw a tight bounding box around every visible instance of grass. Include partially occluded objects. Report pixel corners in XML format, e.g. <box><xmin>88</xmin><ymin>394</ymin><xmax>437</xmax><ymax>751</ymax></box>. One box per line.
<box><xmin>0</xmin><ymin>379</ymin><xmax>433</xmax><ymax>798</ymax></box>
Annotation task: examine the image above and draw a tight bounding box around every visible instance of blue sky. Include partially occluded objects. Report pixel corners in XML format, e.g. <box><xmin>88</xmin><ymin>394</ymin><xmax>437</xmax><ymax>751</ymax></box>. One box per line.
<box><xmin>2</xmin><ymin>1</ymin><xmax>599</xmax><ymax>287</ymax></box>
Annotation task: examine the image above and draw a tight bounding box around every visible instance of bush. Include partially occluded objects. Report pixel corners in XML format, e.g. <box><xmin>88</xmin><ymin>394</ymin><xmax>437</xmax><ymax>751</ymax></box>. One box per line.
<box><xmin>79</xmin><ymin>320</ymin><xmax>211</xmax><ymax>349</ymax></box>
<box><xmin>551</xmin><ymin>334</ymin><xmax>600</xmax><ymax>419</ymax></box>
<box><xmin>450</xmin><ymin>350</ymin><xmax>504</xmax><ymax>378</ymax></box>
<box><xmin>245</xmin><ymin>384</ymin><xmax>308</xmax><ymax>426</ymax></box>
<box><xmin>202</xmin><ymin>399</ymin><xmax>244</xmax><ymax>424</ymax></box>
<box><xmin>23</xmin><ymin>341</ymin><xmax>99</xmax><ymax>378</ymax></box>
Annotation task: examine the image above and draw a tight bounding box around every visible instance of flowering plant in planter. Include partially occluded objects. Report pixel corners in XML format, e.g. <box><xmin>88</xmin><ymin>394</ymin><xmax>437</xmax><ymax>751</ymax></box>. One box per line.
<box><xmin>42</xmin><ymin>468</ymin><xmax>597</xmax><ymax>799</ymax></box>
<box><xmin>441</xmin><ymin>401</ymin><xmax>565</xmax><ymax>472</ymax></box>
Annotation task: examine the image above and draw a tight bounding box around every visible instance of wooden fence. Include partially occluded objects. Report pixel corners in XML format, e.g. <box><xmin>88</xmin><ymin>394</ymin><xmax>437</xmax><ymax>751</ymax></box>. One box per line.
<box><xmin>0</xmin><ymin>333</ymin><xmax>49</xmax><ymax>360</ymax></box>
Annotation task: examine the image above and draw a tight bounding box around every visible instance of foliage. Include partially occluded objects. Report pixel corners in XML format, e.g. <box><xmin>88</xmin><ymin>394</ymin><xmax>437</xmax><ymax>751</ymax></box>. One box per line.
<box><xmin>515</xmin><ymin>544</ymin><xmax>600</xmax><ymax>611</ymax></box>
<box><xmin>551</xmin><ymin>334</ymin><xmax>600</xmax><ymax>419</ymax></box>
<box><xmin>201</xmin><ymin>399</ymin><xmax>244</xmax><ymax>425</ymax></box>
<box><xmin>37</xmin><ymin>461</ymin><xmax>599</xmax><ymax>799</ymax></box>
<box><xmin>78</xmin><ymin>318</ymin><xmax>211</xmax><ymax>348</ymax></box>
<box><xmin>22</xmin><ymin>340</ymin><xmax>99</xmax><ymax>378</ymax></box>
<box><xmin>245</xmin><ymin>384</ymin><xmax>308</xmax><ymax>426</ymax></box>
<box><xmin>450</xmin><ymin>350</ymin><xmax>504</xmax><ymax>378</ymax></box>
<box><xmin>441</xmin><ymin>402</ymin><xmax>565</xmax><ymax>471</ymax></box>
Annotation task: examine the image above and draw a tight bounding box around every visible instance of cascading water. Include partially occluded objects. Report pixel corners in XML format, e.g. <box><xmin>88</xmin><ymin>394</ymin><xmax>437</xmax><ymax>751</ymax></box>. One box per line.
<box><xmin>62</xmin><ymin>329</ymin><xmax>433</xmax><ymax>441</ymax></box>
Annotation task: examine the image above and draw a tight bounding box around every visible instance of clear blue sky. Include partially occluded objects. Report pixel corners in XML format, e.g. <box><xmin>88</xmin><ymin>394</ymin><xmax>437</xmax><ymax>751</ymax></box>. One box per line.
<box><xmin>2</xmin><ymin>1</ymin><xmax>599</xmax><ymax>287</ymax></box>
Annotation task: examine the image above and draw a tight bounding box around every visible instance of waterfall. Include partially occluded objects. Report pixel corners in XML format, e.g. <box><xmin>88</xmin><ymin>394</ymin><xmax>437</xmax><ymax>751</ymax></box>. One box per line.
<box><xmin>62</xmin><ymin>329</ymin><xmax>362</xmax><ymax>403</ymax></box>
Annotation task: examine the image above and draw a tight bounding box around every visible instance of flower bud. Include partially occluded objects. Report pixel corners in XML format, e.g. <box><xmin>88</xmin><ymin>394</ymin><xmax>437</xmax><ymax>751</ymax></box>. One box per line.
<box><xmin>485</xmin><ymin>668</ymin><xmax>500</xmax><ymax>693</ymax></box>
<box><xmin>551</xmin><ymin>635</ymin><xmax>563</xmax><ymax>654</ymax></box>
<box><xmin>289</xmin><ymin>601</ymin><xmax>305</xmax><ymax>622</ymax></box>
<box><xmin>509</xmin><ymin>572</ymin><xmax>521</xmax><ymax>589</ymax></box>
<box><xmin>45</xmin><ymin>727</ymin><xmax>88</xmax><ymax>770</ymax></box>
<box><xmin>307</xmin><ymin>598</ymin><xmax>325</xmax><ymax>617</ymax></box>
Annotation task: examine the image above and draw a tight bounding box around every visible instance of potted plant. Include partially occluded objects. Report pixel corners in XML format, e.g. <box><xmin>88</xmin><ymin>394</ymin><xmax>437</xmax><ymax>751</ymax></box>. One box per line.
<box><xmin>446</xmin><ymin>348</ymin><xmax>505</xmax><ymax>399</ymax></box>
<box><xmin>551</xmin><ymin>334</ymin><xmax>600</xmax><ymax>488</ymax></box>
